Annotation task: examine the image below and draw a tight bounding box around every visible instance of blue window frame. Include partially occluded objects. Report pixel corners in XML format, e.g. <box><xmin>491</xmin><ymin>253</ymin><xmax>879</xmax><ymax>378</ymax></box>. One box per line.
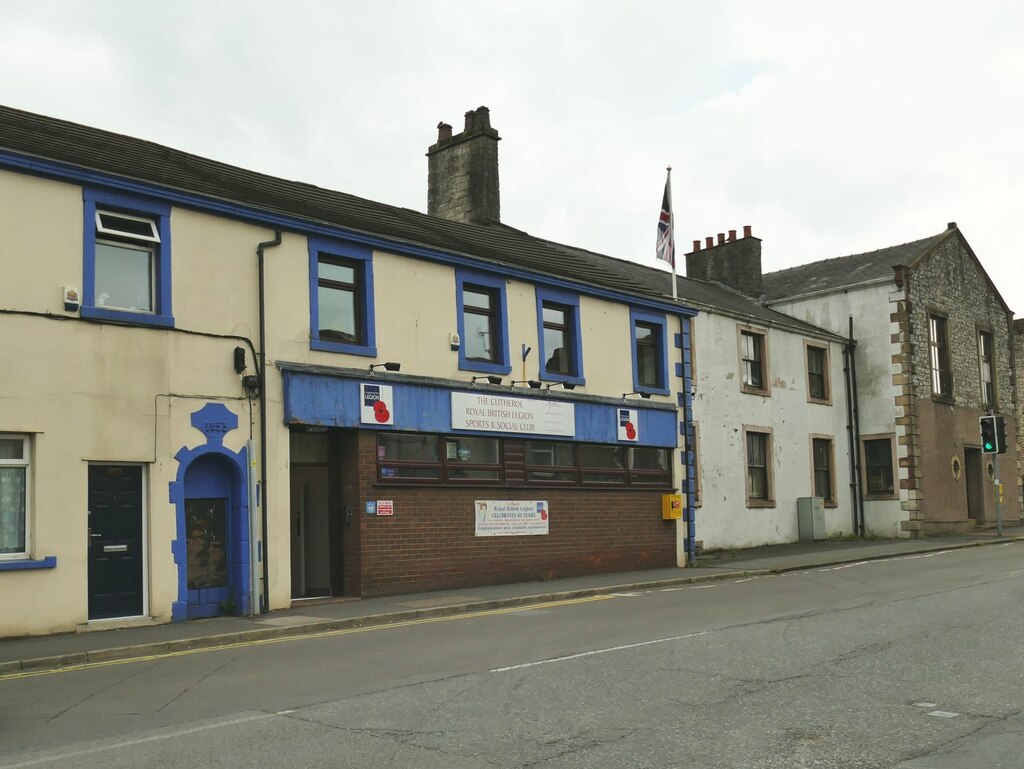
<box><xmin>83</xmin><ymin>188</ymin><xmax>173</xmax><ymax>327</ymax></box>
<box><xmin>630</xmin><ymin>309</ymin><xmax>670</xmax><ymax>396</ymax></box>
<box><xmin>308</xmin><ymin>236</ymin><xmax>377</xmax><ymax>357</ymax></box>
<box><xmin>535</xmin><ymin>287</ymin><xmax>584</xmax><ymax>385</ymax></box>
<box><xmin>455</xmin><ymin>270</ymin><xmax>511</xmax><ymax>375</ymax></box>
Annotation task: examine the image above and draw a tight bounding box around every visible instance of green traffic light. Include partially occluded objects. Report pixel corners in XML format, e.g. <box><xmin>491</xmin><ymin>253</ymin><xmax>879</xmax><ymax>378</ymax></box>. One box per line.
<box><xmin>984</xmin><ymin>441</ymin><xmax>994</xmax><ymax>451</ymax></box>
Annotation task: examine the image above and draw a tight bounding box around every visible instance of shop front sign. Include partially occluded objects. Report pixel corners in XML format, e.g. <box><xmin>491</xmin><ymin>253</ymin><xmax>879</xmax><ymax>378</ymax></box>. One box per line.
<box><xmin>451</xmin><ymin>392</ymin><xmax>574</xmax><ymax>436</ymax></box>
<box><xmin>474</xmin><ymin>500</ymin><xmax>549</xmax><ymax>536</ymax></box>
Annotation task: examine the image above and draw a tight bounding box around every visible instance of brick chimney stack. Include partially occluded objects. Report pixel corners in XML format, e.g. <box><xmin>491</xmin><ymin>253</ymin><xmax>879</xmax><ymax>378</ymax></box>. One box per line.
<box><xmin>685</xmin><ymin>225</ymin><xmax>763</xmax><ymax>299</ymax></box>
<box><xmin>426</xmin><ymin>106</ymin><xmax>501</xmax><ymax>225</ymax></box>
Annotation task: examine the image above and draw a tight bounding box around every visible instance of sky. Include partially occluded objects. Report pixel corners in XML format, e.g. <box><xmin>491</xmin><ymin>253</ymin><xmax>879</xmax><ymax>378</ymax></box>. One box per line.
<box><xmin>2</xmin><ymin>1</ymin><xmax>1022</xmax><ymax>316</ymax></box>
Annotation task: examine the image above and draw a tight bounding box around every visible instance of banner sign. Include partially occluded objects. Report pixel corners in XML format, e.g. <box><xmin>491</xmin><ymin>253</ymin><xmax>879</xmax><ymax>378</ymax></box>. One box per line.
<box><xmin>474</xmin><ymin>500</ymin><xmax>549</xmax><ymax>537</ymax></box>
<box><xmin>360</xmin><ymin>383</ymin><xmax>394</xmax><ymax>425</ymax></box>
<box><xmin>617</xmin><ymin>408</ymin><xmax>638</xmax><ymax>442</ymax></box>
<box><xmin>451</xmin><ymin>392</ymin><xmax>574</xmax><ymax>436</ymax></box>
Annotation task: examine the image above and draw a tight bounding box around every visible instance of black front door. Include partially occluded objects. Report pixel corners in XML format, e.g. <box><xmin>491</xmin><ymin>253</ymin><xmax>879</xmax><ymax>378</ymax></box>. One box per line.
<box><xmin>88</xmin><ymin>464</ymin><xmax>144</xmax><ymax>619</ymax></box>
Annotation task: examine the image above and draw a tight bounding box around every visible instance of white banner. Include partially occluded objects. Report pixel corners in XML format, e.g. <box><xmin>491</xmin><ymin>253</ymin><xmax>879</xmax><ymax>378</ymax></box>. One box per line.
<box><xmin>474</xmin><ymin>500</ymin><xmax>549</xmax><ymax>537</ymax></box>
<box><xmin>451</xmin><ymin>392</ymin><xmax>574</xmax><ymax>436</ymax></box>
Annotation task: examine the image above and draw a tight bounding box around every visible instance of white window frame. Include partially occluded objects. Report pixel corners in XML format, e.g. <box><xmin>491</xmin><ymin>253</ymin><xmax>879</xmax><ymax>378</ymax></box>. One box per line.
<box><xmin>0</xmin><ymin>434</ymin><xmax>30</xmax><ymax>560</ymax></box>
<box><xmin>95</xmin><ymin>210</ymin><xmax>161</xmax><ymax>243</ymax></box>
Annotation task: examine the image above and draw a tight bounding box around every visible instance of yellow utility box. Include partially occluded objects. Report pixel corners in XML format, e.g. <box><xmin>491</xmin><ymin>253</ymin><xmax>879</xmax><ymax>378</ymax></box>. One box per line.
<box><xmin>661</xmin><ymin>493</ymin><xmax>683</xmax><ymax>520</ymax></box>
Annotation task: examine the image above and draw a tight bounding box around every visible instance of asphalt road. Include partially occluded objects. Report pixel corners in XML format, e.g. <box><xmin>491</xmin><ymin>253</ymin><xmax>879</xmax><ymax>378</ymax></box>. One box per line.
<box><xmin>1</xmin><ymin>542</ymin><xmax>1022</xmax><ymax>768</ymax></box>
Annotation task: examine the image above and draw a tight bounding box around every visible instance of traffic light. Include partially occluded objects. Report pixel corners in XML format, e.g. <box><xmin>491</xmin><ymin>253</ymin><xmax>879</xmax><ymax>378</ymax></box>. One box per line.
<box><xmin>980</xmin><ymin>415</ymin><xmax>998</xmax><ymax>453</ymax></box>
<box><xmin>995</xmin><ymin>415</ymin><xmax>1008</xmax><ymax>455</ymax></box>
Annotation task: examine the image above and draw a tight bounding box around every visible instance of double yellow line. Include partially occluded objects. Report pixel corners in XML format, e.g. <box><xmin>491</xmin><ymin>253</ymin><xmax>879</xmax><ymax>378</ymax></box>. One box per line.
<box><xmin>0</xmin><ymin>594</ymin><xmax>615</xmax><ymax>682</ymax></box>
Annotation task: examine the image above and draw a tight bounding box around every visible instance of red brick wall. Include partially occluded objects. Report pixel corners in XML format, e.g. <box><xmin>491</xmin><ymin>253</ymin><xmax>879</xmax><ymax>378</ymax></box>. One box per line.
<box><xmin>352</xmin><ymin>431</ymin><xmax>676</xmax><ymax>596</ymax></box>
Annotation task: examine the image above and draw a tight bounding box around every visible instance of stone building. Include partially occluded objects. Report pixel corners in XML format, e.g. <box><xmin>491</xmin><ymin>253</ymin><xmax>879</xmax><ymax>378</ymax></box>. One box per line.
<box><xmin>761</xmin><ymin>225</ymin><xmax>1020</xmax><ymax>536</ymax></box>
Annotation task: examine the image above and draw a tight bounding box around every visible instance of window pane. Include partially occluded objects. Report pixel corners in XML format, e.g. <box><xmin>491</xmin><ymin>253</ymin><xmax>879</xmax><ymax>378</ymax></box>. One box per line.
<box><xmin>542</xmin><ymin>306</ymin><xmax>566</xmax><ymax>326</ymax></box>
<box><xmin>446</xmin><ymin>437</ymin><xmax>499</xmax><ymax>464</ymax></box>
<box><xmin>581</xmin><ymin>471</ymin><xmax>626</xmax><ymax>484</ymax></box>
<box><xmin>463</xmin><ymin>288</ymin><xmax>492</xmax><ymax>311</ymax></box>
<box><xmin>97</xmin><ymin>211</ymin><xmax>159</xmax><ymax>240</ymax></box>
<box><xmin>318</xmin><ymin>285</ymin><xmax>358</xmax><ymax>342</ymax></box>
<box><xmin>447</xmin><ymin>468</ymin><xmax>501</xmax><ymax>481</ymax></box>
<box><xmin>864</xmin><ymin>439</ymin><xmax>894</xmax><ymax>494</ymax></box>
<box><xmin>379</xmin><ymin>434</ymin><xmax>439</xmax><ymax>462</ymax></box>
<box><xmin>0</xmin><ymin>467</ymin><xmax>26</xmax><ymax>554</ymax></box>
<box><xmin>95</xmin><ymin>242</ymin><xmax>153</xmax><ymax>312</ymax></box>
<box><xmin>628</xmin><ymin>447</ymin><xmax>667</xmax><ymax>471</ymax></box>
<box><xmin>579</xmin><ymin>444</ymin><xmax>624</xmax><ymax>469</ymax></box>
<box><xmin>742</xmin><ymin>333</ymin><xmax>764</xmax><ymax>389</ymax></box>
<box><xmin>463</xmin><ymin>310</ymin><xmax>494</xmax><ymax>361</ymax></box>
<box><xmin>0</xmin><ymin>440</ymin><xmax>23</xmax><ymax>460</ymax></box>
<box><xmin>290</xmin><ymin>431</ymin><xmax>329</xmax><ymax>464</ymax></box>
<box><xmin>543</xmin><ymin>326</ymin><xmax>569</xmax><ymax>374</ymax></box>
<box><xmin>747</xmin><ymin>432</ymin><xmax>769</xmax><ymax>499</ymax></box>
<box><xmin>525</xmin><ymin>441</ymin><xmax>574</xmax><ymax>467</ymax></box>
<box><xmin>319</xmin><ymin>260</ymin><xmax>355</xmax><ymax>285</ymax></box>
<box><xmin>635</xmin><ymin>322</ymin><xmax>660</xmax><ymax>388</ymax></box>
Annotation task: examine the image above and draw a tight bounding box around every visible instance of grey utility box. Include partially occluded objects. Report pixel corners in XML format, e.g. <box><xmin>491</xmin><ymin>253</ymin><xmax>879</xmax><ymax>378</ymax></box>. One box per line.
<box><xmin>797</xmin><ymin>497</ymin><xmax>826</xmax><ymax>542</ymax></box>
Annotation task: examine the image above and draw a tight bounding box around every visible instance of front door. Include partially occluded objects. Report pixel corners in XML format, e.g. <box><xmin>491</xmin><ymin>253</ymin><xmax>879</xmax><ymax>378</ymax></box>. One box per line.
<box><xmin>964</xmin><ymin>448</ymin><xmax>985</xmax><ymax>523</ymax></box>
<box><xmin>88</xmin><ymin>464</ymin><xmax>144</xmax><ymax>620</ymax></box>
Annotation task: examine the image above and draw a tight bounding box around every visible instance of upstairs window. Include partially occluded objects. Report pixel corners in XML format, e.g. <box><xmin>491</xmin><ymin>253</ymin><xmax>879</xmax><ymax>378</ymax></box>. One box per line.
<box><xmin>317</xmin><ymin>256</ymin><xmax>362</xmax><ymax>345</ymax></box>
<box><xmin>463</xmin><ymin>286</ymin><xmax>499</xmax><ymax>363</ymax></box>
<box><xmin>0</xmin><ymin>435</ymin><xmax>29</xmax><ymax>559</ymax></box>
<box><xmin>309</xmin><ymin>237</ymin><xmax>376</xmax><ymax>357</ymax></box>
<box><xmin>456</xmin><ymin>271</ymin><xmax>510</xmax><ymax>375</ymax></box>
<box><xmin>979</xmin><ymin>330</ymin><xmax>995</xmax><ymax>407</ymax></box>
<box><xmin>929</xmin><ymin>313</ymin><xmax>952</xmax><ymax>398</ymax></box>
<box><xmin>806</xmin><ymin>343</ymin><xmax>830</xmax><ymax>403</ymax></box>
<box><xmin>536</xmin><ymin>288</ymin><xmax>584</xmax><ymax>385</ymax></box>
<box><xmin>740</xmin><ymin>329</ymin><xmax>767</xmax><ymax>394</ymax></box>
<box><xmin>83</xmin><ymin>189</ymin><xmax>173</xmax><ymax>327</ymax></box>
<box><xmin>630</xmin><ymin>310</ymin><xmax>669</xmax><ymax>395</ymax></box>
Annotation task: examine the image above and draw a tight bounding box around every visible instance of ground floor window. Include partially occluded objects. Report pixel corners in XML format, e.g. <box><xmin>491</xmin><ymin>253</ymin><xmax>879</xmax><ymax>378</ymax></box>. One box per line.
<box><xmin>744</xmin><ymin>427</ymin><xmax>774</xmax><ymax>507</ymax></box>
<box><xmin>862</xmin><ymin>435</ymin><xmax>896</xmax><ymax>498</ymax></box>
<box><xmin>0</xmin><ymin>435</ymin><xmax>29</xmax><ymax>557</ymax></box>
<box><xmin>811</xmin><ymin>436</ymin><xmax>835</xmax><ymax>505</ymax></box>
<box><xmin>377</xmin><ymin>432</ymin><xmax>672</xmax><ymax>488</ymax></box>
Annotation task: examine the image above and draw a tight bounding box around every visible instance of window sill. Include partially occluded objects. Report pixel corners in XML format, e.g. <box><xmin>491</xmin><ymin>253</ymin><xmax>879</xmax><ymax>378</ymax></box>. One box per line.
<box><xmin>539</xmin><ymin>372</ymin><xmax>586</xmax><ymax>386</ymax></box>
<box><xmin>632</xmin><ymin>384</ymin><xmax>671</xmax><ymax>397</ymax></box>
<box><xmin>863</xmin><ymin>493</ymin><xmax>899</xmax><ymax>501</ymax></box>
<box><xmin>931</xmin><ymin>394</ymin><xmax>954</xmax><ymax>405</ymax></box>
<box><xmin>0</xmin><ymin>556</ymin><xmax>57</xmax><ymax>571</ymax></box>
<box><xmin>81</xmin><ymin>307</ymin><xmax>174</xmax><ymax>328</ymax></box>
<box><xmin>807</xmin><ymin>396</ymin><xmax>832</xmax><ymax>406</ymax></box>
<box><xmin>746</xmin><ymin>499</ymin><xmax>776</xmax><ymax>509</ymax></box>
<box><xmin>459</xmin><ymin>359</ymin><xmax>513</xmax><ymax>376</ymax></box>
<box><xmin>311</xmin><ymin>338</ymin><xmax>377</xmax><ymax>357</ymax></box>
<box><xmin>740</xmin><ymin>385</ymin><xmax>771</xmax><ymax>397</ymax></box>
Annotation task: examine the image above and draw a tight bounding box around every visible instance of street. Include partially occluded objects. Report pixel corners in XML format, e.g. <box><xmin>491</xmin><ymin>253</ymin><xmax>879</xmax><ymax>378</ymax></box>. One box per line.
<box><xmin>1</xmin><ymin>542</ymin><xmax>1022</xmax><ymax>768</ymax></box>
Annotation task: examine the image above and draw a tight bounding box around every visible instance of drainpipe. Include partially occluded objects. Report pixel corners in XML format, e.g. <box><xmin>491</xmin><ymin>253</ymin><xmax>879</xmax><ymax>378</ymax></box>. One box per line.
<box><xmin>257</xmin><ymin>230</ymin><xmax>282</xmax><ymax>612</ymax></box>
<box><xmin>847</xmin><ymin>317</ymin><xmax>865</xmax><ymax>535</ymax></box>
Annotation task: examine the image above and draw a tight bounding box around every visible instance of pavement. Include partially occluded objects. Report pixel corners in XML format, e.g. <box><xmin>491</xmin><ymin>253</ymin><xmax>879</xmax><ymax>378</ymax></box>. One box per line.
<box><xmin>3</xmin><ymin>527</ymin><xmax>1022</xmax><ymax>676</ymax></box>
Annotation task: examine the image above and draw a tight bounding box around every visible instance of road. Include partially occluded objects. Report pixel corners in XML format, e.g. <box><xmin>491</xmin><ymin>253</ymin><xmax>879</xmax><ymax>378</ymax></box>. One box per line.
<box><xmin>1</xmin><ymin>542</ymin><xmax>1022</xmax><ymax>768</ymax></box>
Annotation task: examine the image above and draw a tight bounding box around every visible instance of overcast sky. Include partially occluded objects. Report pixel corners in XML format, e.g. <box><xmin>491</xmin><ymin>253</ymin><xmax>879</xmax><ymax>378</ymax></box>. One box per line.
<box><xmin>2</xmin><ymin>1</ymin><xmax>1022</xmax><ymax>316</ymax></box>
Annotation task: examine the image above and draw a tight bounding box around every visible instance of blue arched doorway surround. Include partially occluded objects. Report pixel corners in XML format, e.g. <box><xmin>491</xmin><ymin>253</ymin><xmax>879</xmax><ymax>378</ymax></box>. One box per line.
<box><xmin>169</xmin><ymin>403</ymin><xmax>250</xmax><ymax>621</ymax></box>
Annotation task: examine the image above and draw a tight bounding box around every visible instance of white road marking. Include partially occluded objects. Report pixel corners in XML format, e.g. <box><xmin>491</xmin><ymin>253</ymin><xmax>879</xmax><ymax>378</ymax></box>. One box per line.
<box><xmin>490</xmin><ymin>630</ymin><xmax>710</xmax><ymax>673</ymax></box>
<box><xmin>927</xmin><ymin>710</ymin><xmax>960</xmax><ymax>718</ymax></box>
<box><xmin>276</xmin><ymin>709</ymin><xmax>295</xmax><ymax>715</ymax></box>
<box><xmin>691</xmin><ymin>585</ymin><xmax>716</xmax><ymax>589</ymax></box>
<box><xmin>733</xmin><ymin>577</ymin><xmax>755</xmax><ymax>583</ymax></box>
<box><xmin>659</xmin><ymin>587</ymin><xmax>685</xmax><ymax>592</ymax></box>
<box><xmin>913</xmin><ymin>702</ymin><xmax>938</xmax><ymax>708</ymax></box>
<box><xmin>611</xmin><ymin>592</ymin><xmax>647</xmax><ymax>597</ymax></box>
<box><xmin>1</xmin><ymin>711</ymin><xmax>276</xmax><ymax>768</ymax></box>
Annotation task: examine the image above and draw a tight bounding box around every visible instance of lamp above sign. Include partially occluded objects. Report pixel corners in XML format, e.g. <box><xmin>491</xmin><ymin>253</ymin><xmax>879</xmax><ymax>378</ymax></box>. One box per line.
<box><xmin>451</xmin><ymin>392</ymin><xmax>574</xmax><ymax>437</ymax></box>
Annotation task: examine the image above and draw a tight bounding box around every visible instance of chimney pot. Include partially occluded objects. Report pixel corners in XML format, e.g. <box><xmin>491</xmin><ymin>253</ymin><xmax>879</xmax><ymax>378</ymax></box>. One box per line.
<box><xmin>692</xmin><ymin>239</ymin><xmax>701</xmax><ymax>252</ymax></box>
<box><xmin>947</xmin><ymin>221</ymin><xmax>957</xmax><ymax>230</ymax></box>
<box><xmin>717</xmin><ymin>233</ymin><xmax>726</xmax><ymax>245</ymax></box>
<box><xmin>728</xmin><ymin>229</ymin><xmax>737</xmax><ymax>241</ymax></box>
<box><xmin>705</xmin><ymin>236</ymin><xmax>714</xmax><ymax>249</ymax></box>
<box><xmin>743</xmin><ymin>225</ymin><xmax>752</xmax><ymax>238</ymax></box>
<box><xmin>436</xmin><ymin>122</ymin><xmax>452</xmax><ymax>142</ymax></box>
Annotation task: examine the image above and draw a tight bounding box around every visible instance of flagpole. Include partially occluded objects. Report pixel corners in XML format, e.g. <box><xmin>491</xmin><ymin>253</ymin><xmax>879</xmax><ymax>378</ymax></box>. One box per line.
<box><xmin>667</xmin><ymin>166</ymin><xmax>676</xmax><ymax>300</ymax></box>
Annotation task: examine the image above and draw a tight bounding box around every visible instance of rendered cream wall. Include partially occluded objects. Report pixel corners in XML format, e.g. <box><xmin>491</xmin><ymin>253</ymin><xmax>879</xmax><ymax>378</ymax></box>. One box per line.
<box><xmin>692</xmin><ymin>313</ymin><xmax>852</xmax><ymax>549</ymax></box>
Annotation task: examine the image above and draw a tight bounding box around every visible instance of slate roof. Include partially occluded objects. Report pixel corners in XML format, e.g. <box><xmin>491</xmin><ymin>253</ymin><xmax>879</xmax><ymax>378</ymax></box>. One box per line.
<box><xmin>761</xmin><ymin>231</ymin><xmax>952</xmax><ymax>301</ymax></box>
<box><xmin>0</xmin><ymin>103</ymin><xmax>836</xmax><ymax>339</ymax></box>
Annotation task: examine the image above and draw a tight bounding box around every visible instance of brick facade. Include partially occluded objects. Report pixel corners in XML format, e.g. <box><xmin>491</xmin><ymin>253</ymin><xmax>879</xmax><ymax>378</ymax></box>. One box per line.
<box><xmin>349</xmin><ymin>431</ymin><xmax>676</xmax><ymax>597</ymax></box>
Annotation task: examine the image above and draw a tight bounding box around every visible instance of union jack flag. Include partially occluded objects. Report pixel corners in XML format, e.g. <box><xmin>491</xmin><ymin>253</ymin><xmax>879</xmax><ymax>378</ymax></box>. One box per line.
<box><xmin>656</xmin><ymin>172</ymin><xmax>674</xmax><ymax>267</ymax></box>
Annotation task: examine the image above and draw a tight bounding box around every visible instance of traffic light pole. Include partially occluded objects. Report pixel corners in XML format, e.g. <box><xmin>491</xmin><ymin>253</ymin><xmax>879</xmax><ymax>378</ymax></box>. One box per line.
<box><xmin>989</xmin><ymin>409</ymin><xmax>1003</xmax><ymax>537</ymax></box>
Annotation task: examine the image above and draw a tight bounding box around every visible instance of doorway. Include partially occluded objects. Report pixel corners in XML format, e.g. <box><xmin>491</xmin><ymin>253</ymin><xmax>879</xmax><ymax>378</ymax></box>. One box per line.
<box><xmin>290</xmin><ymin>431</ymin><xmax>343</xmax><ymax>599</ymax></box>
<box><xmin>88</xmin><ymin>464</ymin><xmax>145</xmax><ymax>620</ymax></box>
<box><xmin>964</xmin><ymin>448</ymin><xmax>985</xmax><ymax>523</ymax></box>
